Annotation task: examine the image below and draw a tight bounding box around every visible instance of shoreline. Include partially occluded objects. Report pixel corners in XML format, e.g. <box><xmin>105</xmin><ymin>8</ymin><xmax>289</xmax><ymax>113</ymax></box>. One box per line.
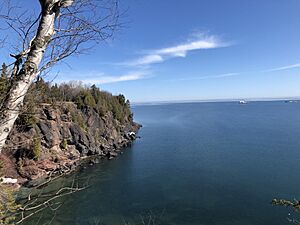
<box><xmin>1</xmin><ymin>126</ymin><xmax>141</xmax><ymax>190</ymax></box>
<box><xmin>23</xmin><ymin>133</ymin><xmax>140</xmax><ymax>189</ymax></box>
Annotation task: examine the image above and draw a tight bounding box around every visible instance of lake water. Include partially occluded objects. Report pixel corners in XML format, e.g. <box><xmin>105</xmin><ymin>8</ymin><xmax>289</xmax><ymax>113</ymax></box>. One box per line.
<box><xmin>24</xmin><ymin>101</ymin><xmax>300</xmax><ymax>225</ymax></box>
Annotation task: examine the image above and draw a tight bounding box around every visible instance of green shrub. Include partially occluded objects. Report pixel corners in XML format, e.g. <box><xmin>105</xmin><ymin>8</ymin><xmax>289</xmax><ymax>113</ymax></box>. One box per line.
<box><xmin>60</xmin><ymin>139</ymin><xmax>68</xmax><ymax>150</ymax></box>
<box><xmin>0</xmin><ymin>185</ymin><xmax>18</xmax><ymax>225</ymax></box>
<box><xmin>17</xmin><ymin>96</ymin><xmax>37</xmax><ymax>130</ymax></box>
<box><xmin>32</xmin><ymin>135</ymin><xmax>41</xmax><ymax>160</ymax></box>
<box><xmin>71</xmin><ymin>111</ymin><xmax>86</xmax><ymax>130</ymax></box>
<box><xmin>18</xmin><ymin>113</ymin><xmax>36</xmax><ymax>130</ymax></box>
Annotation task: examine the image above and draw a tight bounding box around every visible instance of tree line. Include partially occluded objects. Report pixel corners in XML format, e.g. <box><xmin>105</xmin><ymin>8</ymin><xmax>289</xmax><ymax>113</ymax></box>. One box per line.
<box><xmin>0</xmin><ymin>63</ymin><xmax>133</xmax><ymax>125</ymax></box>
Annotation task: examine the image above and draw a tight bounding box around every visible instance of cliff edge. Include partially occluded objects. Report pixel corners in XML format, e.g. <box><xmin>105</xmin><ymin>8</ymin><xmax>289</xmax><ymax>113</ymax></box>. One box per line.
<box><xmin>0</xmin><ymin>80</ymin><xmax>140</xmax><ymax>185</ymax></box>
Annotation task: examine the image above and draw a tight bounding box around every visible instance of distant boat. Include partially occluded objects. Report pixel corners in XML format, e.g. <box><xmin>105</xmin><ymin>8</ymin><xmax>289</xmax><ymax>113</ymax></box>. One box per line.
<box><xmin>284</xmin><ymin>100</ymin><xmax>297</xmax><ymax>103</ymax></box>
<box><xmin>239</xmin><ymin>100</ymin><xmax>247</xmax><ymax>104</ymax></box>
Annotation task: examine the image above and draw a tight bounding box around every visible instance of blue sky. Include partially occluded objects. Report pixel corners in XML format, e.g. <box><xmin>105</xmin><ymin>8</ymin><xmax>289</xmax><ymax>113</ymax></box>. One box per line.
<box><xmin>1</xmin><ymin>0</ymin><xmax>300</xmax><ymax>102</ymax></box>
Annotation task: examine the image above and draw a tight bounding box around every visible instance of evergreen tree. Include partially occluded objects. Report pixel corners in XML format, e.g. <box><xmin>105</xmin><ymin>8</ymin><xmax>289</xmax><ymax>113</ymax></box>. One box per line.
<box><xmin>1</xmin><ymin>63</ymin><xmax>8</xmax><ymax>78</ymax></box>
<box><xmin>0</xmin><ymin>63</ymin><xmax>9</xmax><ymax>104</ymax></box>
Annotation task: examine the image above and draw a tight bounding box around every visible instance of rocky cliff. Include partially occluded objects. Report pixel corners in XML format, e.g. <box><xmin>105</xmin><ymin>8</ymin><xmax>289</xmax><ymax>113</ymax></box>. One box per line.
<box><xmin>0</xmin><ymin>101</ymin><xmax>140</xmax><ymax>185</ymax></box>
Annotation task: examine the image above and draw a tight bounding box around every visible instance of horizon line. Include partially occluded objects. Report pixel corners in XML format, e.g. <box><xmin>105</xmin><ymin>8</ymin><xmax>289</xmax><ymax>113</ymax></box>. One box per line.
<box><xmin>131</xmin><ymin>96</ymin><xmax>300</xmax><ymax>105</ymax></box>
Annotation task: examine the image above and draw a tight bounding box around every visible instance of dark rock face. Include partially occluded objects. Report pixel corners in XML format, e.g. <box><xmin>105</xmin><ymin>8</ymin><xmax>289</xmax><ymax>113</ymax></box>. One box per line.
<box><xmin>3</xmin><ymin>103</ymin><xmax>141</xmax><ymax>184</ymax></box>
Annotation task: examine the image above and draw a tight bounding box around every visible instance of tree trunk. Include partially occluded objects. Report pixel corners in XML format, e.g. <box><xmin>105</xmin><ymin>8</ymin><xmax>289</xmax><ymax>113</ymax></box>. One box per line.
<box><xmin>0</xmin><ymin>1</ymin><xmax>63</xmax><ymax>153</ymax></box>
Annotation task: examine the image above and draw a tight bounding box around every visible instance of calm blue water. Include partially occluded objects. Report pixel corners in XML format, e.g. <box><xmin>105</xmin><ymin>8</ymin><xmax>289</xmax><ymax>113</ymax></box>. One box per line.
<box><xmin>26</xmin><ymin>101</ymin><xmax>300</xmax><ymax>225</ymax></box>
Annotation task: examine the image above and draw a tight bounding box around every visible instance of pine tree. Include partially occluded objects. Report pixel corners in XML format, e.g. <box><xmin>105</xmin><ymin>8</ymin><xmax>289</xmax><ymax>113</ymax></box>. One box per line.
<box><xmin>0</xmin><ymin>63</ymin><xmax>9</xmax><ymax>104</ymax></box>
<box><xmin>1</xmin><ymin>63</ymin><xmax>8</xmax><ymax>78</ymax></box>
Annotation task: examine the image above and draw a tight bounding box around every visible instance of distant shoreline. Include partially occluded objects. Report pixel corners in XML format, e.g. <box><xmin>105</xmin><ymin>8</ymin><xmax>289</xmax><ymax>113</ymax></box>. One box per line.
<box><xmin>132</xmin><ymin>97</ymin><xmax>300</xmax><ymax>106</ymax></box>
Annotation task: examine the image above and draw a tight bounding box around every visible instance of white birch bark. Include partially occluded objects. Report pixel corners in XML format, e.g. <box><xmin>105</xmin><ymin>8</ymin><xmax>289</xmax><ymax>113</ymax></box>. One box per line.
<box><xmin>0</xmin><ymin>0</ymin><xmax>74</xmax><ymax>153</ymax></box>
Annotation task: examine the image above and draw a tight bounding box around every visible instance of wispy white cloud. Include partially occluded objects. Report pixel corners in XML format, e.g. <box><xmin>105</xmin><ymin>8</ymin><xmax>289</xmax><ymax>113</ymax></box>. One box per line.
<box><xmin>129</xmin><ymin>54</ymin><xmax>164</xmax><ymax>66</ymax></box>
<box><xmin>123</xmin><ymin>34</ymin><xmax>231</xmax><ymax>67</ymax></box>
<box><xmin>263</xmin><ymin>63</ymin><xmax>300</xmax><ymax>72</ymax></box>
<box><xmin>154</xmin><ymin>37</ymin><xmax>222</xmax><ymax>56</ymax></box>
<box><xmin>173</xmin><ymin>73</ymin><xmax>240</xmax><ymax>81</ymax></box>
<box><xmin>57</xmin><ymin>33</ymin><xmax>232</xmax><ymax>85</ymax></box>
<box><xmin>58</xmin><ymin>71</ymin><xmax>149</xmax><ymax>85</ymax></box>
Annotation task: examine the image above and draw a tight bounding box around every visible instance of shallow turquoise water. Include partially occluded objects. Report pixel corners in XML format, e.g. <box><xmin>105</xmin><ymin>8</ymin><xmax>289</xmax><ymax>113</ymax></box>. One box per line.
<box><xmin>25</xmin><ymin>101</ymin><xmax>300</xmax><ymax>224</ymax></box>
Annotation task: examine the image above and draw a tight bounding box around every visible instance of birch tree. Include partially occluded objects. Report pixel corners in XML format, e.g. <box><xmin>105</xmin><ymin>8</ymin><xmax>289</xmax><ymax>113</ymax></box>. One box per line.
<box><xmin>0</xmin><ymin>0</ymin><xmax>120</xmax><ymax>153</ymax></box>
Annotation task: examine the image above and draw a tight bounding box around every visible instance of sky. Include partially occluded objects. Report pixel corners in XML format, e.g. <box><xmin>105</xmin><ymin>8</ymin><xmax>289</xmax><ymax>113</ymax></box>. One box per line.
<box><xmin>1</xmin><ymin>0</ymin><xmax>300</xmax><ymax>103</ymax></box>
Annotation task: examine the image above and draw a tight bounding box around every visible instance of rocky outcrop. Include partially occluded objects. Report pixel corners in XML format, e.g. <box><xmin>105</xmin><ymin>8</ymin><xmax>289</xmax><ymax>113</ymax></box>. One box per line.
<box><xmin>1</xmin><ymin>102</ymin><xmax>140</xmax><ymax>184</ymax></box>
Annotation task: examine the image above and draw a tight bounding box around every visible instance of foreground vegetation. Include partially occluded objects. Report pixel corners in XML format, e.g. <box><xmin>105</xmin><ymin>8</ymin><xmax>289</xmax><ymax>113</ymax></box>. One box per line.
<box><xmin>0</xmin><ymin>162</ymin><xmax>18</xmax><ymax>225</ymax></box>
